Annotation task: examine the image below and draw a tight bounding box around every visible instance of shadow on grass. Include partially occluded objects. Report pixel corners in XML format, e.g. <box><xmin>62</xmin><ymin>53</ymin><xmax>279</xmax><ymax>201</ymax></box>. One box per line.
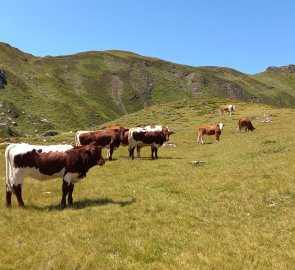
<box><xmin>27</xmin><ymin>197</ymin><xmax>136</xmax><ymax>211</ymax></box>
<box><xmin>118</xmin><ymin>156</ymin><xmax>186</xmax><ymax>160</ymax></box>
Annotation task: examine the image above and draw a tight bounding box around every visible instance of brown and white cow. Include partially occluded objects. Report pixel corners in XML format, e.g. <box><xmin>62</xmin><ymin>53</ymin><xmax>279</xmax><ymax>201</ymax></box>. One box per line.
<box><xmin>75</xmin><ymin>127</ymin><xmax>126</xmax><ymax>160</ymax></box>
<box><xmin>197</xmin><ymin>123</ymin><xmax>224</xmax><ymax>144</ymax></box>
<box><xmin>128</xmin><ymin>126</ymin><xmax>172</xmax><ymax>159</ymax></box>
<box><xmin>107</xmin><ymin>125</ymin><xmax>168</xmax><ymax>158</ymax></box>
<box><xmin>5</xmin><ymin>142</ymin><xmax>105</xmax><ymax>208</ymax></box>
<box><xmin>220</xmin><ymin>104</ymin><xmax>236</xmax><ymax>115</ymax></box>
<box><xmin>237</xmin><ymin>118</ymin><xmax>255</xmax><ymax>132</ymax></box>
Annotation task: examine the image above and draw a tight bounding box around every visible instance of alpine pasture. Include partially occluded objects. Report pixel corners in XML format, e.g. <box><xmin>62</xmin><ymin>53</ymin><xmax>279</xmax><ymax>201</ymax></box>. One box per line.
<box><xmin>0</xmin><ymin>99</ymin><xmax>295</xmax><ymax>269</ymax></box>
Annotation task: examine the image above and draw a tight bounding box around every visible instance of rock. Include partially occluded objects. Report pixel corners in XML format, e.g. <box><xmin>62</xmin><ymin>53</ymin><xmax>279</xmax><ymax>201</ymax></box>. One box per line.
<box><xmin>163</xmin><ymin>143</ymin><xmax>177</xmax><ymax>147</ymax></box>
<box><xmin>41</xmin><ymin>131</ymin><xmax>58</xmax><ymax>136</ymax></box>
<box><xmin>191</xmin><ymin>160</ymin><xmax>205</xmax><ymax>166</ymax></box>
<box><xmin>41</xmin><ymin>118</ymin><xmax>50</xmax><ymax>123</ymax></box>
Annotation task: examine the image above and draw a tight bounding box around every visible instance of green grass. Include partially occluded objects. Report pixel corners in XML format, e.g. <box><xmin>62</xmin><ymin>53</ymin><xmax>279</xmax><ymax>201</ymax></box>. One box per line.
<box><xmin>0</xmin><ymin>99</ymin><xmax>295</xmax><ymax>269</ymax></box>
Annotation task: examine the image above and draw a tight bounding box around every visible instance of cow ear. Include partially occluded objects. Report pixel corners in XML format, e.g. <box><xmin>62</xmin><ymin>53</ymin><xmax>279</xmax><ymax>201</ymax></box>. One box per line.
<box><xmin>84</xmin><ymin>151</ymin><xmax>91</xmax><ymax>159</ymax></box>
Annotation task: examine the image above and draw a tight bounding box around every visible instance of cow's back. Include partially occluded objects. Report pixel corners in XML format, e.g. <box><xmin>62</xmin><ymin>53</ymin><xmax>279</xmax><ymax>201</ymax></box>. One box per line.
<box><xmin>6</xmin><ymin>143</ymin><xmax>73</xmax><ymax>181</ymax></box>
<box><xmin>198</xmin><ymin>125</ymin><xmax>218</xmax><ymax>135</ymax></box>
<box><xmin>79</xmin><ymin>130</ymin><xmax>119</xmax><ymax>148</ymax></box>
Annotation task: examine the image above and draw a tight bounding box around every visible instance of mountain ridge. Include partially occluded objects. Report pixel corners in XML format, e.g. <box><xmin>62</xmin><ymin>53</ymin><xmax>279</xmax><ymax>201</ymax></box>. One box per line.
<box><xmin>0</xmin><ymin>42</ymin><xmax>294</xmax><ymax>135</ymax></box>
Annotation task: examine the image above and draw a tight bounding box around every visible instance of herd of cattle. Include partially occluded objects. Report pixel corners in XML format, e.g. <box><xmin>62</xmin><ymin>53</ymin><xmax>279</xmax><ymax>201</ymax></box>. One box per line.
<box><xmin>4</xmin><ymin>104</ymin><xmax>255</xmax><ymax>208</ymax></box>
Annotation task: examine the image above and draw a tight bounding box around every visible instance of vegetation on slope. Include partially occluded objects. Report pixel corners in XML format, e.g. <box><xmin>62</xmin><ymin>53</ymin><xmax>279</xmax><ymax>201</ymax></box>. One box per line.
<box><xmin>0</xmin><ymin>42</ymin><xmax>294</xmax><ymax>137</ymax></box>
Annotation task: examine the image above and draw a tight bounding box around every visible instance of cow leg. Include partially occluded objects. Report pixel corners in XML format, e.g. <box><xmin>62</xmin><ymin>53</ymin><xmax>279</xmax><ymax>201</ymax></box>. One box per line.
<box><xmin>136</xmin><ymin>146</ymin><xmax>141</xmax><ymax>158</ymax></box>
<box><xmin>108</xmin><ymin>147</ymin><xmax>113</xmax><ymax>161</ymax></box>
<box><xmin>151</xmin><ymin>147</ymin><xmax>155</xmax><ymax>159</ymax></box>
<box><xmin>200</xmin><ymin>135</ymin><xmax>203</xmax><ymax>144</ymax></box>
<box><xmin>216</xmin><ymin>134</ymin><xmax>220</xmax><ymax>142</ymax></box>
<box><xmin>68</xmin><ymin>183</ymin><xmax>74</xmax><ymax>205</ymax></box>
<box><xmin>154</xmin><ymin>147</ymin><xmax>158</xmax><ymax>159</ymax></box>
<box><xmin>13</xmin><ymin>184</ymin><xmax>25</xmax><ymax>207</ymax></box>
<box><xmin>197</xmin><ymin>133</ymin><xmax>200</xmax><ymax>143</ymax></box>
<box><xmin>61</xmin><ymin>180</ymin><xmax>70</xmax><ymax>208</ymax></box>
<box><xmin>197</xmin><ymin>133</ymin><xmax>204</xmax><ymax>144</ymax></box>
<box><xmin>6</xmin><ymin>184</ymin><xmax>12</xmax><ymax>207</ymax></box>
<box><xmin>130</xmin><ymin>147</ymin><xmax>135</xmax><ymax>160</ymax></box>
<box><xmin>106</xmin><ymin>149</ymin><xmax>110</xmax><ymax>159</ymax></box>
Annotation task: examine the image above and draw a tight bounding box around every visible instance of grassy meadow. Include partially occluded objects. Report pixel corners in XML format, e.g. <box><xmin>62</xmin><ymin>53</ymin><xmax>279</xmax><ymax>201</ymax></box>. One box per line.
<box><xmin>0</xmin><ymin>99</ymin><xmax>295</xmax><ymax>269</ymax></box>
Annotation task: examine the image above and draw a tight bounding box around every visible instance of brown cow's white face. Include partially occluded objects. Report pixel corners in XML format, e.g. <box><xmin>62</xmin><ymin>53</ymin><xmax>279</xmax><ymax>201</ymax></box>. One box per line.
<box><xmin>218</xmin><ymin>123</ymin><xmax>224</xmax><ymax>130</ymax></box>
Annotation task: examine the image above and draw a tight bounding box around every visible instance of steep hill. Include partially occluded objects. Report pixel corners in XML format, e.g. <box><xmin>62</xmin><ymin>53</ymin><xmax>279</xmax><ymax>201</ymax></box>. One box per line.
<box><xmin>0</xmin><ymin>42</ymin><xmax>294</xmax><ymax>135</ymax></box>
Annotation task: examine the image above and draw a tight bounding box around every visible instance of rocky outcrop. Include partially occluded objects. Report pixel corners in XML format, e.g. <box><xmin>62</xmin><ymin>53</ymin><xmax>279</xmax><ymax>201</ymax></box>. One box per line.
<box><xmin>266</xmin><ymin>64</ymin><xmax>295</xmax><ymax>74</ymax></box>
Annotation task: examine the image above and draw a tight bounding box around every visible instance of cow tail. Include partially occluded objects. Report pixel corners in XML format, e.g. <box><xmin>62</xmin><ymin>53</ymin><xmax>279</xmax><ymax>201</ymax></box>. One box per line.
<box><xmin>75</xmin><ymin>132</ymin><xmax>81</xmax><ymax>146</ymax></box>
<box><xmin>238</xmin><ymin>119</ymin><xmax>241</xmax><ymax>131</ymax></box>
<box><xmin>127</xmin><ymin>129</ymin><xmax>135</xmax><ymax>151</ymax></box>
<box><xmin>5</xmin><ymin>144</ymin><xmax>14</xmax><ymax>191</ymax></box>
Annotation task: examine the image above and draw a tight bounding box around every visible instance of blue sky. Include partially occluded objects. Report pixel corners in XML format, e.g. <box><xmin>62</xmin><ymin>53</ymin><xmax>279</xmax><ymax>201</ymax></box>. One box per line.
<box><xmin>1</xmin><ymin>0</ymin><xmax>294</xmax><ymax>74</ymax></box>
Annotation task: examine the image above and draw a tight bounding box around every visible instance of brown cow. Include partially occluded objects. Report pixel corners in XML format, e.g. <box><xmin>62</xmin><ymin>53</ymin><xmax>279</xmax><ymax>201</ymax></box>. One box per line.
<box><xmin>220</xmin><ymin>104</ymin><xmax>236</xmax><ymax>115</ymax></box>
<box><xmin>75</xmin><ymin>127</ymin><xmax>126</xmax><ymax>160</ymax></box>
<box><xmin>5</xmin><ymin>142</ymin><xmax>105</xmax><ymax>208</ymax></box>
<box><xmin>106</xmin><ymin>125</ymin><xmax>129</xmax><ymax>146</ymax></box>
<box><xmin>237</xmin><ymin>118</ymin><xmax>255</xmax><ymax>132</ymax></box>
<box><xmin>197</xmin><ymin>123</ymin><xmax>224</xmax><ymax>144</ymax></box>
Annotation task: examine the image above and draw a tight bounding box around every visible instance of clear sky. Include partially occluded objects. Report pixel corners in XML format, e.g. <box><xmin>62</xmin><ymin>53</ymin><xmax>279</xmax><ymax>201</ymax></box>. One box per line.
<box><xmin>1</xmin><ymin>0</ymin><xmax>294</xmax><ymax>74</ymax></box>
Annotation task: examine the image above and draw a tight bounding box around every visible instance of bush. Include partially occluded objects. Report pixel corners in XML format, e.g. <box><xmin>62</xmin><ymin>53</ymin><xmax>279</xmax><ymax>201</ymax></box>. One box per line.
<box><xmin>0</xmin><ymin>70</ymin><xmax>7</xmax><ymax>88</ymax></box>
<box><xmin>0</xmin><ymin>126</ymin><xmax>16</xmax><ymax>137</ymax></box>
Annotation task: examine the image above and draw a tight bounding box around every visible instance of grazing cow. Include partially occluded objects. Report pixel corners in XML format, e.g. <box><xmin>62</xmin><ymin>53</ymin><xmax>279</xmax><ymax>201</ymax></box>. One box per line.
<box><xmin>220</xmin><ymin>104</ymin><xmax>236</xmax><ymax>115</ymax></box>
<box><xmin>75</xmin><ymin>127</ymin><xmax>126</xmax><ymax>160</ymax></box>
<box><xmin>197</xmin><ymin>123</ymin><xmax>224</xmax><ymax>144</ymax></box>
<box><xmin>237</xmin><ymin>118</ymin><xmax>255</xmax><ymax>132</ymax></box>
<box><xmin>5</xmin><ymin>142</ymin><xmax>105</xmax><ymax>208</ymax></box>
<box><xmin>128</xmin><ymin>126</ymin><xmax>172</xmax><ymax>159</ymax></box>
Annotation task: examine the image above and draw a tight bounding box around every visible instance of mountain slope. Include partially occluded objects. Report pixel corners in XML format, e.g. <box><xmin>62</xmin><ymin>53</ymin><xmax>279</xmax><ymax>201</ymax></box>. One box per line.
<box><xmin>0</xmin><ymin>42</ymin><xmax>294</xmax><ymax>135</ymax></box>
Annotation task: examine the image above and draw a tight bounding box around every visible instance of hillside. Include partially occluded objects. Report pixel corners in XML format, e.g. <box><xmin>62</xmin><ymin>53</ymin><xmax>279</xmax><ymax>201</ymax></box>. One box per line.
<box><xmin>0</xmin><ymin>42</ymin><xmax>294</xmax><ymax>136</ymax></box>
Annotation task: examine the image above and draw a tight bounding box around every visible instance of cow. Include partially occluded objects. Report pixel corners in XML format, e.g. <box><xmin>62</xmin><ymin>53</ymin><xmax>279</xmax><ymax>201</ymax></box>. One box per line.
<box><xmin>105</xmin><ymin>125</ymin><xmax>130</xmax><ymax>158</ymax></box>
<box><xmin>75</xmin><ymin>127</ymin><xmax>126</xmax><ymax>160</ymax></box>
<box><xmin>107</xmin><ymin>125</ymin><xmax>165</xmax><ymax>158</ymax></box>
<box><xmin>220</xmin><ymin>104</ymin><xmax>236</xmax><ymax>115</ymax></box>
<box><xmin>5</xmin><ymin>142</ymin><xmax>105</xmax><ymax>208</ymax></box>
<box><xmin>197</xmin><ymin>123</ymin><xmax>224</xmax><ymax>144</ymax></box>
<box><xmin>106</xmin><ymin>125</ymin><xmax>129</xmax><ymax>146</ymax></box>
<box><xmin>132</xmin><ymin>125</ymin><xmax>170</xmax><ymax>158</ymax></box>
<box><xmin>237</xmin><ymin>118</ymin><xmax>255</xmax><ymax>132</ymax></box>
<box><xmin>128</xmin><ymin>126</ymin><xmax>172</xmax><ymax>159</ymax></box>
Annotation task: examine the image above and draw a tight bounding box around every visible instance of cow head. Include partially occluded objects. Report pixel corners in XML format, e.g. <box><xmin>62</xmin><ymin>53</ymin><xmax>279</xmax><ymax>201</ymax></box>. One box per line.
<box><xmin>83</xmin><ymin>142</ymin><xmax>105</xmax><ymax>166</ymax></box>
<box><xmin>162</xmin><ymin>126</ymin><xmax>172</xmax><ymax>141</ymax></box>
<box><xmin>218</xmin><ymin>123</ymin><xmax>224</xmax><ymax>130</ymax></box>
<box><xmin>117</xmin><ymin>126</ymin><xmax>128</xmax><ymax>142</ymax></box>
